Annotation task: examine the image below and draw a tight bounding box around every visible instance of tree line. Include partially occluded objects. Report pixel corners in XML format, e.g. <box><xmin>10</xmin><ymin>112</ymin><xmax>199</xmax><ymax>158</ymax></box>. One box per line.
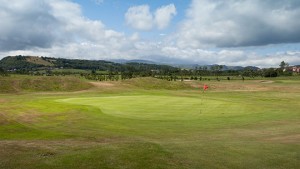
<box><xmin>0</xmin><ymin>56</ymin><xmax>296</xmax><ymax>81</ymax></box>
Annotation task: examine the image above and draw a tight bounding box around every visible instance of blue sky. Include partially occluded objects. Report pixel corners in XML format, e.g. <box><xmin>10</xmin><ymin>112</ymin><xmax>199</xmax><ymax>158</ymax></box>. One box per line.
<box><xmin>73</xmin><ymin>0</ymin><xmax>189</xmax><ymax>39</ymax></box>
<box><xmin>0</xmin><ymin>0</ymin><xmax>300</xmax><ymax>67</ymax></box>
<box><xmin>74</xmin><ymin>0</ymin><xmax>188</xmax><ymax>27</ymax></box>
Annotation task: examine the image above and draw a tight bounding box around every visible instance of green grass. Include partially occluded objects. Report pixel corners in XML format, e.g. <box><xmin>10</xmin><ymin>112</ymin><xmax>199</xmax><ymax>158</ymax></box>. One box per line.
<box><xmin>59</xmin><ymin>95</ymin><xmax>247</xmax><ymax>120</ymax></box>
<box><xmin>0</xmin><ymin>77</ymin><xmax>299</xmax><ymax>169</ymax></box>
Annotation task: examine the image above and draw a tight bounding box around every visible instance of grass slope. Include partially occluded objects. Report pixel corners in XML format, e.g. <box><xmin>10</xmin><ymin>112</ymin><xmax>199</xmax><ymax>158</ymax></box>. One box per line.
<box><xmin>26</xmin><ymin>56</ymin><xmax>53</xmax><ymax>66</ymax></box>
<box><xmin>122</xmin><ymin>77</ymin><xmax>191</xmax><ymax>90</ymax></box>
<box><xmin>0</xmin><ymin>76</ymin><xmax>92</xmax><ymax>93</ymax></box>
<box><xmin>0</xmin><ymin>77</ymin><xmax>299</xmax><ymax>169</ymax></box>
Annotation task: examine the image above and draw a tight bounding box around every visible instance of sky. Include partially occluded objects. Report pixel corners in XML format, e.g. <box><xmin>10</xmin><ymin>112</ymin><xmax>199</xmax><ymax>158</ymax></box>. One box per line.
<box><xmin>1</xmin><ymin>0</ymin><xmax>300</xmax><ymax>67</ymax></box>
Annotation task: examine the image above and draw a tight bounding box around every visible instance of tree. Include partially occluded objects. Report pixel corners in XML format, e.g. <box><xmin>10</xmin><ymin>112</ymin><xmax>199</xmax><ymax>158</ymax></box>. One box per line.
<box><xmin>242</xmin><ymin>68</ymin><xmax>256</xmax><ymax>78</ymax></box>
<box><xmin>279</xmin><ymin>61</ymin><xmax>291</xmax><ymax>76</ymax></box>
<box><xmin>211</xmin><ymin>65</ymin><xmax>223</xmax><ymax>77</ymax></box>
<box><xmin>0</xmin><ymin>67</ymin><xmax>8</xmax><ymax>76</ymax></box>
<box><xmin>279</xmin><ymin>61</ymin><xmax>289</xmax><ymax>70</ymax></box>
<box><xmin>263</xmin><ymin>68</ymin><xmax>278</xmax><ymax>77</ymax></box>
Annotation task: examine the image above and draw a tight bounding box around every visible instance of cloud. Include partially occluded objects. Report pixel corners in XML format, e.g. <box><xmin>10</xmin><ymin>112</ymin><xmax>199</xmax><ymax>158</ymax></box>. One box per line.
<box><xmin>0</xmin><ymin>0</ymin><xmax>299</xmax><ymax>68</ymax></box>
<box><xmin>125</xmin><ymin>5</ymin><xmax>153</xmax><ymax>31</ymax></box>
<box><xmin>0</xmin><ymin>0</ymin><xmax>142</xmax><ymax>61</ymax></box>
<box><xmin>154</xmin><ymin>4</ymin><xmax>177</xmax><ymax>30</ymax></box>
<box><xmin>158</xmin><ymin>46</ymin><xmax>300</xmax><ymax>68</ymax></box>
<box><xmin>0</xmin><ymin>0</ymin><xmax>59</xmax><ymax>51</ymax></box>
<box><xmin>125</xmin><ymin>4</ymin><xmax>176</xmax><ymax>31</ymax></box>
<box><xmin>176</xmin><ymin>0</ymin><xmax>300</xmax><ymax>48</ymax></box>
<box><xmin>0</xmin><ymin>0</ymin><xmax>132</xmax><ymax>51</ymax></box>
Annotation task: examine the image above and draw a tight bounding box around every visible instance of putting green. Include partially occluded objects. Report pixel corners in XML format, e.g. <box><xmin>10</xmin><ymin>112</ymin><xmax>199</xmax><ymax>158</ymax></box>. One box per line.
<box><xmin>59</xmin><ymin>95</ymin><xmax>241</xmax><ymax>120</ymax></box>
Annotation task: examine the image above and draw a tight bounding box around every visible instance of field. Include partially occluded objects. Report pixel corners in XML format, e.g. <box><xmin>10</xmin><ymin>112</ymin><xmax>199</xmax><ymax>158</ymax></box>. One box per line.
<box><xmin>0</xmin><ymin>76</ymin><xmax>299</xmax><ymax>169</ymax></box>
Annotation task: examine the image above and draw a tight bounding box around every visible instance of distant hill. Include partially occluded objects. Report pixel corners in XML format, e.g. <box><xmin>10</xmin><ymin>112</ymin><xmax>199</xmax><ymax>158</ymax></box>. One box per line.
<box><xmin>109</xmin><ymin>59</ymin><xmax>157</xmax><ymax>64</ymax></box>
<box><xmin>223</xmin><ymin>65</ymin><xmax>260</xmax><ymax>71</ymax></box>
<box><xmin>0</xmin><ymin>56</ymin><xmax>179</xmax><ymax>73</ymax></box>
<box><xmin>0</xmin><ymin>55</ymin><xmax>46</xmax><ymax>70</ymax></box>
<box><xmin>0</xmin><ymin>55</ymin><xmax>122</xmax><ymax>71</ymax></box>
<box><xmin>171</xmin><ymin>63</ymin><xmax>259</xmax><ymax>71</ymax></box>
<box><xmin>0</xmin><ymin>55</ymin><xmax>260</xmax><ymax>74</ymax></box>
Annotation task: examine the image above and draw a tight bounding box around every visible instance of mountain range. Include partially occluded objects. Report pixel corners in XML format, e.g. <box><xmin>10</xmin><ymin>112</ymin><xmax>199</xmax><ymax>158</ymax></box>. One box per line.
<box><xmin>0</xmin><ymin>55</ymin><xmax>260</xmax><ymax>71</ymax></box>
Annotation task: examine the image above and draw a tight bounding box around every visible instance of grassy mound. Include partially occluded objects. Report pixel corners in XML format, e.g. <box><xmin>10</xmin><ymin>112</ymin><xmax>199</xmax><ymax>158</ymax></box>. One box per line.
<box><xmin>0</xmin><ymin>76</ymin><xmax>92</xmax><ymax>93</ymax></box>
<box><xmin>122</xmin><ymin>77</ymin><xmax>191</xmax><ymax>90</ymax></box>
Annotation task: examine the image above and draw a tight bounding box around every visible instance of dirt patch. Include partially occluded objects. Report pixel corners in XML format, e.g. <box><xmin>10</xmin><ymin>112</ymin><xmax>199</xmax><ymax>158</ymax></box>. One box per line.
<box><xmin>0</xmin><ymin>98</ymin><xmax>7</xmax><ymax>103</ymax></box>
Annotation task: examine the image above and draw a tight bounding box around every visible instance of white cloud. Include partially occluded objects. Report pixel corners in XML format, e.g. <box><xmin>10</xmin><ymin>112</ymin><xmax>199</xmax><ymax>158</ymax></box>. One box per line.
<box><xmin>176</xmin><ymin>0</ymin><xmax>300</xmax><ymax>48</ymax></box>
<box><xmin>0</xmin><ymin>0</ymin><xmax>133</xmax><ymax>52</ymax></box>
<box><xmin>0</xmin><ymin>0</ymin><xmax>300</xmax><ymax>68</ymax></box>
<box><xmin>125</xmin><ymin>4</ymin><xmax>177</xmax><ymax>31</ymax></box>
<box><xmin>154</xmin><ymin>4</ymin><xmax>177</xmax><ymax>30</ymax></box>
<box><xmin>0</xmin><ymin>0</ymin><xmax>141</xmax><ymax>61</ymax></box>
<box><xmin>129</xmin><ymin>32</ymin><xmax>140</xmax><ymax>41</ymax></box>
<box><xmin>125</xmin><ymin>5</ymin><xmax>154</xmax><ymax>31</ymax></box>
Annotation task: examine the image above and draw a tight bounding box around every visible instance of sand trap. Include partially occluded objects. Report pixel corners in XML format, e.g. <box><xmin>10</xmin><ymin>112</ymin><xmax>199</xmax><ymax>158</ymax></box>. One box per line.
<box><xmin>260</xmin><ymin>80</ymin><xmax>274</xmax><ymax>84</ymax></box>
<box><xmin>90</xmin><ymin>82</ymin><xmax>115</xmax><ymax>87</ymax></box>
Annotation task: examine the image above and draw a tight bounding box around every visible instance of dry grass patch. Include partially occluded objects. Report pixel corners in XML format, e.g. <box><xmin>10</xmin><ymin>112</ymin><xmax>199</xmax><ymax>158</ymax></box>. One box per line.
<box><xmin>221</xmin><ymin>120</ymin><xmax>300</xmax><ymax>144</ymax></box>
<box><xmin>0</xmin><ymin>113</ymin><xmax>11</xmax><ymax>125</ymax></box>
<box><xmin>185</xmin><ymin>79</ymin><xmax>300</xmax><ymax>92</ymax></box>
<box><xmin>264</xmin><ymin>134</ymin><xmax>300</xmax><ymax>144</ymax></box>
<box><xmin>185</xmin><ymin>81</ymin><xmax>270</xmax><ymax>92</ymax></box>
<box><xmin>0</xmin><ymin>98</ymin><xmax>7</xmax><ymax>103</ymax></box>
<box><xmin>0</xmin><ymin>139</ymin><xmax>120</xmax><ymax>150</ymax></box>
<box><xmin>14</xmin><ymin>111</ymin><xmax>42</xmax><ymax>124</ymax></box>
<box><xmin>26</xmin><ymin>56</ymin><xmax>53</xmax><ymax>66</ymax></box>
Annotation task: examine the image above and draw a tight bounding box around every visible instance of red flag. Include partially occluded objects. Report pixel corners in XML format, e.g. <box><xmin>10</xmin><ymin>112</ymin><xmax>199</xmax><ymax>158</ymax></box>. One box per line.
<box><xmin>203</xmin><ymin>84</ymin><xmax>208</xmax><ymax>91</ymax></box>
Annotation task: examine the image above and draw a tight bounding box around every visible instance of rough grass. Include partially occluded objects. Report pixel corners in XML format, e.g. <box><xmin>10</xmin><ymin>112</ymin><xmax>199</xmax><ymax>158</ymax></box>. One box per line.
<box><xmin>122</xmin><ymin>77</ymin><xmax>191</xmax><ymax>90</ymax></box>
<box><xmin>0</xmin><ymin>76</ymin><xmax>93</xmax><ymax>93</ymax></box>
<box><xmin>0</xmin><ymin>76</ymin><xmax>299</xmax><ymax>169</ymax></box>
<box><xmin>26</xmin><ymin>56</ymin><xmax>54</xmax><ymax>66</ymax></box>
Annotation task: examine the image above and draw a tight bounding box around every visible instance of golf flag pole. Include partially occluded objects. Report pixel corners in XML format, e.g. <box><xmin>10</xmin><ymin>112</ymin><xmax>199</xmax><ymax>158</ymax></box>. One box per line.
<box><xmin>200</xmin><ymin>84</ymin><xmax>208</xmax><ymax>114</ymax></box>
<box><xmin>203</xmin><ymin>84</ymin><xmax>208</xmax><ymax>93</ymax></box>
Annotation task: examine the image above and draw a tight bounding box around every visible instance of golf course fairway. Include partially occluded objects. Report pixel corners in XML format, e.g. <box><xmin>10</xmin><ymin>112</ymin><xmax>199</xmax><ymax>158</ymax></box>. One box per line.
<box><xmin>0</xmin><ymin>78</ymin><xmax>299</xmax><ymax>169</ymax></box>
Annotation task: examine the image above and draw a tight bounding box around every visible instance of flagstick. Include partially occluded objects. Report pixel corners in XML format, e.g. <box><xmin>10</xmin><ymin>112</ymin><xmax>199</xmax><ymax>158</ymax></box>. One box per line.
<box><xmin>200</xmin><ymin>95</ymin><xmax>202</xmax><ymax>114</ymax></box>
<box><xmin>200</xmin><ymin>87</ymin><xmax>204</xmax><ymax>114</ymax></box>
<box><xmin>201</xmin><ymin>85</ymin><xmax>208</xmax><ymax>114</ymax></box>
